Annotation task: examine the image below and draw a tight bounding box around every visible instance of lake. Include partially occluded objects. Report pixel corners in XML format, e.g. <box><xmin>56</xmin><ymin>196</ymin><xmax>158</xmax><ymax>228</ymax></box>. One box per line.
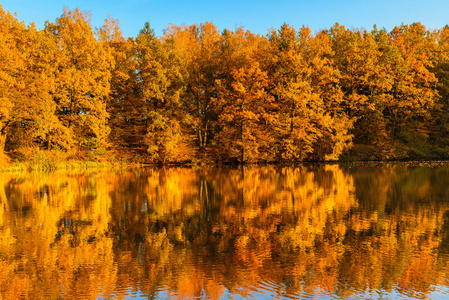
<box><xmin>1</xmin><ymin>164</ymin><xmax>449</xmax><ymax>299</ymax></box>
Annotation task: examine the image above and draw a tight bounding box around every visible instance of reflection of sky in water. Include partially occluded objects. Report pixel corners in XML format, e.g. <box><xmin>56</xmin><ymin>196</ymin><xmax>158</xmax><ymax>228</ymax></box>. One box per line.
<box><xmin>122</xmin><ymin>286</ymin><xmax>449</xmax><ymax>299</ymax></box>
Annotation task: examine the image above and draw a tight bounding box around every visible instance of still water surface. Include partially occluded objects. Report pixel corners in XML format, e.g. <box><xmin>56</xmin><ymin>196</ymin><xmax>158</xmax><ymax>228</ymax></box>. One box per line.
<box><xmin>1</xmin><ymin>164</ymin><xmax>449</xmax><ymax>299</ymax></box>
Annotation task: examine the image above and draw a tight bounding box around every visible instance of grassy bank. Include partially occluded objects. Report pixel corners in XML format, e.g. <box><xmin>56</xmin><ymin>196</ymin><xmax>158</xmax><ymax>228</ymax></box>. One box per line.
<box><xmin>0</xmin><ymin>148</ymin><xmax>145</xmax><ymax>172</ymax></box>
<box><xmin>3</xmin><ymin>146</ymin><xmax>449</xmax><ymax>172</ymax></box>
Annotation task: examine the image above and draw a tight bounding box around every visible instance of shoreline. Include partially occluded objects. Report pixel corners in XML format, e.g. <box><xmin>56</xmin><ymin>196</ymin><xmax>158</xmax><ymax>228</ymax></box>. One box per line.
<box><xmin>2</xmin><ymin>157</ymin><xmax>449</xmax><ymax>172</ymax></box>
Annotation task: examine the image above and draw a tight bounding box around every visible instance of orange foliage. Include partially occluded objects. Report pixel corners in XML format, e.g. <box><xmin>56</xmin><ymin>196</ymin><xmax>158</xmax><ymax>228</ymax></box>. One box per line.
<box><xmin>0</xmin><ymin>5</ymin><xmax>447</xmax><ymax>163</ymax></box>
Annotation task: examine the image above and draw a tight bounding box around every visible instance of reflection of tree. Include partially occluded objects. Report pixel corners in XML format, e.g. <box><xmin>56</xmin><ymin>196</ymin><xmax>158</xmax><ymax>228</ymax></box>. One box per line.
<box><xmin>0</xmin><ymin>165</ymin><xmax>449</xmax><ymax>299</ymax></box>
<box><xmin>0</xmin><ymin>170</ymin><xmax>117</xmax><ymax>299</ymax></box>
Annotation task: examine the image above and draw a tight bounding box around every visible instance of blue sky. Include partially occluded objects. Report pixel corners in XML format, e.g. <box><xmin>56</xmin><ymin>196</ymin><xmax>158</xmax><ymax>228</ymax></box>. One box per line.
<box><xmin>1</xmin><ymin>0</ymin><xmax>448</xmax><ymax>38</ymax></box>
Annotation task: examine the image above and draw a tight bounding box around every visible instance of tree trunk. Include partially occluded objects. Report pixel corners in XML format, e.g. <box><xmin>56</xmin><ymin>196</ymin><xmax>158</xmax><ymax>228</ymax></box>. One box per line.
<box><xmin>0</xmin><ymin>133</ymin><xmax>7</xmax><ymax>163</ymax></box>
<box><xmin>198</xmin><ymin>129</ymin><xmax>203</xmax><ymax>149</ymax></box>
<box><xmin>0</xmin><ymin>120</ymin><xmax>9</xmax><ymax>156</ymax></box>
<box><xmin>204</xmin><ymin>123</ymin><xmax>208</xmax><ymax>149</ymax></box>
<box><xmin>241</xmin><ymin>123</ymin><xmax>244</xmax><ymax>163</ymax></box>
<box><xmin>435</xmin><ymin>106</ymin><xmax>449</xmax><ymax>146</ymax></box>
<box><xmin>0</xmin><ymin>134</ymin><xmax>6</xmax><ymax>153</ymax></box>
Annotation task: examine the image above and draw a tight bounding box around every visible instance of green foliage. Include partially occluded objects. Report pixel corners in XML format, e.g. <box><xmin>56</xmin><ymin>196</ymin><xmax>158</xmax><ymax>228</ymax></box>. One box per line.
<box><xmin>86</xmin><ymin>137</ymin><xmax>108</xmax><ymax>162</ymax></box>
<box><xmin>16</xmin><ymin>148</ymin><xmax>70</xmax><ymax>169</ymax></box>
<box><xmin>132</xmin><ymin>154</ymin><xmax>142</xmax><ymax>164</ymax></box>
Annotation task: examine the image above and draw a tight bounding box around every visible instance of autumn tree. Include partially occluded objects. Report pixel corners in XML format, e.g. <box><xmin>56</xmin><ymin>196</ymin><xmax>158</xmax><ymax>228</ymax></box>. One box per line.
<box><xmin>214</xmin><ymin>28</ymin><xmax>274</xmax><ymax>163</ymax></box>
<box><xmin>296</xmin><ymin>27</ymin><xmax>352</xmax><ymax>160</ymax></box>
<box><xmin>45</xmin><ymin>7</ymin><xmax>113</xmax><ymax>154</ymax></box>
<box><xmin>265</xmin><ymin>24</ymin><xmax>352</xmax><ymax>161</ymax></box>
<box><xmin>132</xmin><ymin>22</ymin><xmax>190</xmax><ymax>163</ymax></box>
<box><xmin>0</xmin><ymin>6</ymin><xmax>26</xmax><ymax>159</ymax></box>
<box><xmin>430</xmin><ymin>25</ymin><xmax>449</xmax><ymax>154</ymax></box>
<box><xmin>329</xmin><ymin>23</ymin><xmax>437</xmax><ymax>159</ymax></box>
<box><xmin>164</xmin><ymin>22</ymin><xmax>222</xmax><ymax>153</ymax></box>
<box><xmin>11</xmin><ymin>24</ymin><xmax>75</xmax><ymax>151</ymax></box>
<box><xmin>266</xmin><ymin>24</ymin><xmax>316</xmax><ymax>161</ymax></box>
<box><xmin>385</xmin><ymin>23</ymin><xmax>437</xmax><ymax>157</ymax></box>
<box><xmin>97</xmin><ymin>16</ymin><xmax>134</xmax><ymax>152</ymax></box>
<box><xmin>328</xmin><ymin>24</ymin><xmax>388</xmax><ymax>157</ymax></box>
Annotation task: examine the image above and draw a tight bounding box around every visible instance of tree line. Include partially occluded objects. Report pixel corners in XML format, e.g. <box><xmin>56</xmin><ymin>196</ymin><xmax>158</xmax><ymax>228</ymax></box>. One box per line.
<box><xmin>1</xmin><ymin>6</ymin><xmax>449</xmax><ymax>164</ymax></box>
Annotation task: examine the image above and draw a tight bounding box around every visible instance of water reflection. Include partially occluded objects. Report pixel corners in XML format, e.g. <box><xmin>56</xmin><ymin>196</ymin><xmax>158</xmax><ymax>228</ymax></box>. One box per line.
<box><xmin>0</xmin><ymin>165</ymin><xmax>449</xmax><ymax>299</ymax></box>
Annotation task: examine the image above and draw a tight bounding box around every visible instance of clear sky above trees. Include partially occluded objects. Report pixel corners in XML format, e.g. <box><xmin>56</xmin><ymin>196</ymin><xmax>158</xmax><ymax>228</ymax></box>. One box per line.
<box><xmin>2</xmin><ymin>0</ymin><xmax>449</xmax><ymax>38</ymax></box>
